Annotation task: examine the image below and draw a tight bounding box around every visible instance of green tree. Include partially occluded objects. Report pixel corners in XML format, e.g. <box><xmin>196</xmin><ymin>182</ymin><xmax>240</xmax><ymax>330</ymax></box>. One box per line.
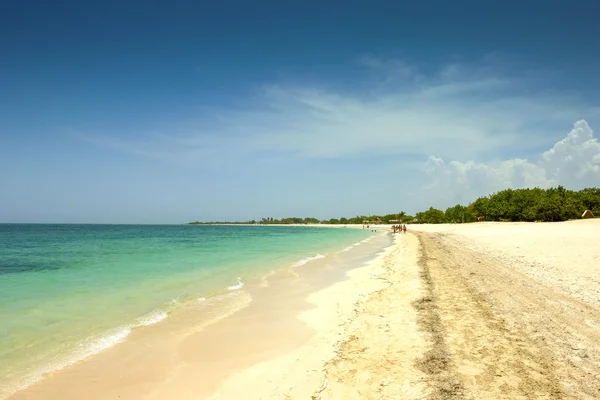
<box><xmin>348</xmin><ymin>215</ymin><xmax>366</xmax><ymax>224</ymax></box>
<box><xmin>400</xmin><ymin>214</ymin><xmax>415</xmax><ymax>223</ymax></box>
<box><xmin>445</xmin><ymin>204</ymin><xmax>469</xmax><ymax>223</ymax></box>
<box><xmin>416</xmin><ymin>207</ymin><xmax>447</xmax><ymax>224</ymax></box>
<box><xmin>578</xmin><ymin>188</ymin><xmax>600</xmax><ymax>214</ymax></box>
<box><xmin>303</xmin><ymin>217</ymin><xmax>320</xmax><ymax>224</ymax></box>
<box><xmin>468</xmin><ymin>197</ymin><xmax>489</xmax><ymax>220</ymax></box>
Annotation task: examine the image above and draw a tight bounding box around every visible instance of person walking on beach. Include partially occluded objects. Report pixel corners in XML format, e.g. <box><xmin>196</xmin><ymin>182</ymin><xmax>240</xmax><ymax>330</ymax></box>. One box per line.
<box><xmin>402</xmin><ymin>224</ymin><xmax>407</xmax><ymax>233</ymax></box>
<box><xmin>392</xmin><ymin>225</ymin><xmax>396</xmax><ymax>234</ymax></box>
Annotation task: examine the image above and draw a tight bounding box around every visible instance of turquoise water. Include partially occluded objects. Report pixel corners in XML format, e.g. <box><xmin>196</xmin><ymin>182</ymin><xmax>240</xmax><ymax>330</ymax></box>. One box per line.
<box><xmin>0</xmin><ymin>224</ymin><xmax>375</xmax><ymax>397</ymax></box>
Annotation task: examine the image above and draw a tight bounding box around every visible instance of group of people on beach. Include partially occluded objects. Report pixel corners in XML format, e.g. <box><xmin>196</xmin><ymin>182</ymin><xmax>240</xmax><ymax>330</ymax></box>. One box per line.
<box><xmin>392</xmin><ymin>224</ymin><xmax>407</xmax><ymax>234</ymax></box>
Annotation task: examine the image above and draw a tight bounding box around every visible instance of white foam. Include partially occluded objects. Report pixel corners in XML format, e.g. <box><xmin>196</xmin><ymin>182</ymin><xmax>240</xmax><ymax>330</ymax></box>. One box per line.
<box><xmin>340</xmin><ymin>240</ymin><xmax>366</xmax><ymax>252</ymax></box>
<box><xmin>227</xmin><ymin>279</ymin><xmax>244</xmax><ymax>291</ymax></box>
<box><xmin>136</xmin><ymin>311</ymin><xmax>168</xmax><ymax>327</ymax></box>
<box><xmin>198</xmin><ymin>297</ymin><xmax>206</xmax><ymax>302</ymax></box>
<box><xmin>2</xmin><ymin>324</ymin><xmax>133</xmax><ymax>400</ymax></box>
<box><xmin>293</xmin><ymin>254</ymin><xmax>325</xmax><ymax>267</ymax></box>
<box><xmin>3</xmin><ymin>306</ymin><xmax>174</xmax><ymax>399</ymax></box>
<box><xmin>82</xmin><ymin>327</ymin><xmax>132</xmax><ymax>356</ymax></box>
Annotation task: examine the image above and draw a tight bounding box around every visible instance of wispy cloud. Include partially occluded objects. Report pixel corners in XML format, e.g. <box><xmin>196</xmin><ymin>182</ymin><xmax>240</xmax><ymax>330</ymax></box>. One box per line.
<box><xmin>71</xmin><ymin>57</ymin><xmax>599</xmax><ymax>214</ymax></box>
<box><xmin>74</xmin><ymin>57</ymin><xmax>597</xmax><ymax>170</ymax></box>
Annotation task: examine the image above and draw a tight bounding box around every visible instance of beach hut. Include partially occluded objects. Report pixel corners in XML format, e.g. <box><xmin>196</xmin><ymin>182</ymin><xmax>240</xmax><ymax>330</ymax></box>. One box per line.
<box><xmin>582</xmin><ymin>209</ymin><xmax>594</xmax><ymax>218</ymax></box>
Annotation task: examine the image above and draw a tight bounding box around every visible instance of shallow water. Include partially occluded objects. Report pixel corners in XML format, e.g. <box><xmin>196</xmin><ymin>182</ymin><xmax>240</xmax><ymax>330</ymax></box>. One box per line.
<box><xmin>0</xmin><ymin>224</ymin><xmax>375</xmax><ymax>398</ymax></box>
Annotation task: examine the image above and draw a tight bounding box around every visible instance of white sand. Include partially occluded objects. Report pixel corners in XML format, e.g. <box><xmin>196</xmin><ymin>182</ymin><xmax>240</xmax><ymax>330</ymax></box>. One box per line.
<box><xmin>209</xmin><ymin>220</ymin><xmax>600</xmax><ymax>399</ymax></box>
<box><xmin>409</xmin><ymin>219</ymin><xmax>600</xmax><ymax>307</ymax></box>
<box><xmin>208</xmin><ymin>234</ymin><xmax>429</xmax><ymax>399</ymax></box>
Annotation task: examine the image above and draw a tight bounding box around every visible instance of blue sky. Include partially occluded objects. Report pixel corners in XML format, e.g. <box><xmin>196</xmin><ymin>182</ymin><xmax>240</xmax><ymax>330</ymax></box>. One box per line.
<box><xmin>1</xmin><ymin>0</ymin><xmax>599</xmax><ymax>223</ymax></box>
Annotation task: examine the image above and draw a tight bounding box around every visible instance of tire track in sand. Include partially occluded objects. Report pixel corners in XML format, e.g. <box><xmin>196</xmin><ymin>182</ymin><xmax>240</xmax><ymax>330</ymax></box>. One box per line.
<box><xmin>414</xmin><ymin>232</ymin><xmax>565</xmax><ymax>399</ymax></box>
<box><xmin>412</xmin><ymin>239</ymin><xmax>464</xmax><ymax>399</ymax></box>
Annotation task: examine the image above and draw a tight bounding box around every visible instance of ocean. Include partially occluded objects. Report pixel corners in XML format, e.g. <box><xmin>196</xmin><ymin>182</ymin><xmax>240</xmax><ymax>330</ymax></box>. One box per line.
<box><xmin>0</xmin><ymin>224</ymin><xmax>376</xmax><ymax>398</ymax></box>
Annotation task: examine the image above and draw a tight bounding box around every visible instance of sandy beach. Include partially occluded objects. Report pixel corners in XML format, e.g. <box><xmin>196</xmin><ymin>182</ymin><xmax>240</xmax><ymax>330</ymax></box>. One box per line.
<box><xmin>208</xmin><ymin>220</ymin><xmax>600</xmax><ymax>399</ymax></box>
<box><xmin>8</xmin><ymin>220</ymin><xmax>600</xmax><ymax>399</ymax></box>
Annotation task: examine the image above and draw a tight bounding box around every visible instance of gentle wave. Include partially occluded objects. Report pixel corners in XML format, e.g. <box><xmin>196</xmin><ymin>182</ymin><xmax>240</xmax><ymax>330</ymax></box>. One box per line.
<box><xmin>2</xmin><ymin>306</ymin><xmax>174</xmax><ymax>400</ymax></box>
<box><xmin>81</xmin><ymin>327</ymin><xmax>132</xmax><ymax>358</ymax></box>
<box><xmin>259</xmin><ymin>270</ymin><xmax>277</xmax><ymax>288</ymax></box>
<box><xmin>2</xmin><ymin>325</ymin><xmax>133</xmax><ymax>400</ymax></box>
<box><xmin>227</xmin><ymin>278</ymin><xmax>244</xmax><ymax>291</ymax></box>
<box><xmin>341</xmin><ymin>241</ymin><xmax>362</xmax><ymax>252</ymax></box>
<box><xmin>136</xmin><ymin>310</ymin><xmax>168</xmax><ymax>327</ymax></box>
<box><xmin>60</xmin><ymin>308</ymin><xmax>170</xmax><ymax>371</ymax></box>
<box><xmin>293</xmin><ymin>254</ymin><xmax>325</xmax><ymax>267</ymax></box>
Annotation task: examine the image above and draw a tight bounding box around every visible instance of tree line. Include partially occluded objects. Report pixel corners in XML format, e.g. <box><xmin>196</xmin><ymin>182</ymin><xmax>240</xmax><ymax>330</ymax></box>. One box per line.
<box><xmin>417</xmin><ymin>186</ymin><xmax>599</xmax><ymax>224</ymax></box>
<box><xmin>188</xmin><ymin>186</ymin><xmax>599</xmax><ymax>225</ymax></box>
<box><xmin>188</xmin><ymin>217</ymin><xmax>321</xmax><ymax>225</ymax></box>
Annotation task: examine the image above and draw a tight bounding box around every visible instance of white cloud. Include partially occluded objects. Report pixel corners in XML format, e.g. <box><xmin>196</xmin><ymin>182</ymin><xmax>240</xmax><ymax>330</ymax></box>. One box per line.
<box><xmin>424</xmin><ymin>120</ymin><xmax>600</xmax><ymax>206</ymax></box>
<box><xmin>74</xmin><ymin>58</ymin><xmax>597</xmax><ymax>167</ymax></box>
<box><xmin>542</xmin><ymin>120</ymin><xmax>600</xmax><ymax>182</ymax></box>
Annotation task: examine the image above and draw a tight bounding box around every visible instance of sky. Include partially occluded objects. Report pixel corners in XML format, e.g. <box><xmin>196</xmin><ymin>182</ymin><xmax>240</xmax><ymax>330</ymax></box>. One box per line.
<box><xmin>1</xmin><ymin>0</ymin><xmax>599</xmax><ymax>223</ymax></box>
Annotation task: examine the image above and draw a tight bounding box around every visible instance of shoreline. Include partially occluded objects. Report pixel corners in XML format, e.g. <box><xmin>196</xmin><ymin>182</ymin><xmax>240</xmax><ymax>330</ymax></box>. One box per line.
<box><xmin>210</xmin><ymin>219</ymin><xmax>600</xmax><ymax>399</ymax></box>
<box><xmin>7</xmin><ymin>231</ymin><xmax>391</xmax><ymax>400</ymax></box>
<box><xmin>209</xmin><ymin>230</ymin><xmax>429</xmax><ymax>399</ymax></box>
<box><xmin>1</xmin><ymin>225</ymin><xmax>377</xmax><ymax>400</ymax></box>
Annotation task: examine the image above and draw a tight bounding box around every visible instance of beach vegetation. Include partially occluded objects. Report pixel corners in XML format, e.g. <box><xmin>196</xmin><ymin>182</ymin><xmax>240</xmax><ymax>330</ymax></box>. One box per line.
<box><xmin>415</xmin><ymin>207</ymin><xmax>447</xmax><ymax>224</ymax></box>
<box><xmin>187</xmin><ymin>186</ymin><xmax>600</xmax><ymax>225</ymax></box>
<box><xmin>405</xmin><ymin>186</ymin><xmax>600</xmax><ymax>224</ymax></box>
